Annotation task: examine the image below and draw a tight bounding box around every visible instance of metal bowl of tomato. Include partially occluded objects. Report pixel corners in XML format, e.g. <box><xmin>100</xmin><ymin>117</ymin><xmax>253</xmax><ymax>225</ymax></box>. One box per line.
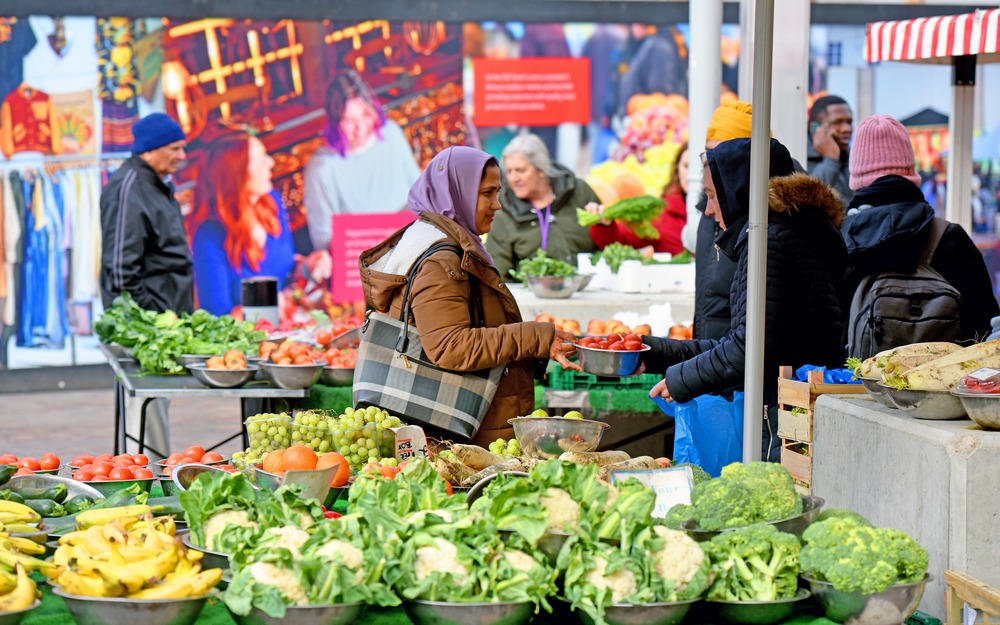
<box><xmin>575</xmin><ymin>334</ymin><xmax>651</xmax><ymax>377</ymax></box>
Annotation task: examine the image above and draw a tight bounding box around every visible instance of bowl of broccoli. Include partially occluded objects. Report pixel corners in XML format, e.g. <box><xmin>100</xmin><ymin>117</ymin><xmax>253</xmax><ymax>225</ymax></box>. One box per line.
<box><xmin>706</xmin><ymin>588</ymin><xmax>813</xmax><ymax>625</ymax></box>
<box><xmin>802</xmin><ymin>575</ymin><xmax>931</xmax><ymax>624</ymax></box>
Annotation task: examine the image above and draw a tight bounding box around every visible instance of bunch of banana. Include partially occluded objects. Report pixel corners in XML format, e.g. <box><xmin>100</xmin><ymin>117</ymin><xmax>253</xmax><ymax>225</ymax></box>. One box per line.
<box><xmin>0</xmin><ymin>501</ymin><xmax>41</xmax><ymax>533</ymax></box>
<box><xmin>51</xmin><ymin>513</ymin><xmax>222</xmax><ymax>599</ymax></box>
<box><xmin>0</xmin><ymin>564</ymin><xmax>37</xmax><ymax>613</ymax></box>
<box><xmin>75</xmin><ymin>504</ymin><xmax>152</xmax><ymax>530</ymax></box>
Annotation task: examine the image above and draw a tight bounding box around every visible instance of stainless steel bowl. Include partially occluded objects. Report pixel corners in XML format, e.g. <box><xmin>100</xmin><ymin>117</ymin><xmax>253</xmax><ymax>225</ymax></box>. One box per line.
<box><xmin>575</xmin><ymin>343</ymin><xmax>651</xmax><ymax>377</ymax></box>
<box><xmin>508</xmin><ymin>417</ymin><xmax>609</xmax><ymax>460</ymax></box>
<box><xmin>2</xmin><ymin>474</ymin><xmax>102</xmax><ymax>502</ymax></box>
<box><xmin>176</xmin><ymin>354</ymin><xmax>210</xmax><ymax>368</ymax></box>
<box><xmin>682</xmin><ymin>495</ymin><xmax>825</xmax><ymax>542</ymax></box>
<box><xmin>498</xmin><ymin>528</ymin><xmax>571</xmax><ymax>567</ymax></box>
<box><xmin>405</xmin><ymin>600</ymin><xmax>533</xmax><ymax>625</ymax></box>
<box><xmin>0</xmin><ymin>599</ymin><xmax>39</xmax><ymax>625</ymax></box>
<box><xmin>466</xmin><ymin>471</ymin><xmax>530</xmax><ymax>506</ymax></box>
<box><xmin>576</xmin><ymin>600</ymin><xmax>701</xmax><ymax>625</ymax></box>
<box><xmin>259</xmin><ymin>361</ymin><xmax>323</xmax><ymax>389</ymax></box>
<box><xmin>172</xmin><ymin>463</ymin><xmax>233</xmax><ymax>493</ymax></box>
<box><xmin>80</xmin><ymin>477</ymin><xmax>156</xmax><ymax>498</ymax></box>
<box><xmin>177</xmin><ymin>529</ymin><xmax>231</xmax><ymax>570</ymax></box>
<box><xmin>858</xmin><ymin>377</ymin><xmax>895</xmax><ymax>409</ymax></box>
<box><xmin>232</xmin><ymin>603</ymin><xmax>365</xmax><ymax>625</ymax></box>
<box><xmin>52</xmin><ymin>589</ymin><xmax>208</xmax><ymax>625</ymax></box>
<box><xmin>320</xmin><ymin>366</ymin><xmax>354</xmax><ymax>387</ymax></box>
<box><xmin>187</xmin><ymin>363</ymin><xmax>258</xmax><ymax>389</ymax></box>
<box><xmin>524</xmin><ymin>275</ymin><xmax>592</xmax><ymax>299</ymax></box>
<box><xmin>802</xmin><ymin>574</ymin><xmax>932</xmax><ymax>624</ymax></box>
<box><xmin>952</xmin><ymin>387</ymin><xmax>1000</xmax><ymax>430</ymax></box>
<box><xmin>880</xmin><ymin>383</ymin><xmax>967</xmax><ymax>420</ymax></box>
<box><xmin>331</xmin><ymin>327</ymin><xmax>362</xmax><ymax>349</ymax></box>
<box><xmin>705</xmin><ymin>588</ymin><xmax>812</xmax><ymax>625</ymax></box>
<box><xmin>252</xmin><ymin>464</ymin><xmax>283</xmax><ymax>491</ymax></box>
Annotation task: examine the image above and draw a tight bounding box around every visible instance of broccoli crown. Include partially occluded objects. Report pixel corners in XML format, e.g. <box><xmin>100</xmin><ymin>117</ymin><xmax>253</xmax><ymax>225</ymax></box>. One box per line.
<box><xmin>689</xmin><ymin>462</ymin><xmax>802</xmax><ymax>531</ymax></box>
<box><xmin>663</xmin><ymin>504</ymin><xmax>695</xmax><ymax>530</ymax></box>
<box><xmin>674</xmin><ymin>463</ymin><xmax>712</xmax><ymax>485</ymax></box>
<box><xmin>800</xmin><ymin>517</ymin><xmax>929</xmax><ymax>594</ymax></box>
<box><xmin>702</xmin><ymin>523</ymin><xmax>801</xmax><ymax>602</ymax></box>
<box><xmin>815</xmin><ymin>508</ymin><xmax>871</xmax><ymax>526</ymax></box>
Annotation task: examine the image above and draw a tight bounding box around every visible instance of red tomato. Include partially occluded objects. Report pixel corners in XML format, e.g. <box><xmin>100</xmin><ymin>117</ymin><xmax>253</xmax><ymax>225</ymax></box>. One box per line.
<box><xmin>597</xmin><ymin>341</ymin><xmax>610</xmax><ymax>350</ymax></box>
<box><xmin>133</xmin><ymin>467</ymin><xmax>155</xmax><ymax>479</ymax></box>
<box><xmin>623</xmin><ymin>340</ymin><xmax>644</xmax><ymax>351</ymax></box>
<box><xmin>316</xmin><ymin>329</ymin><xmax>333</xmax><ymax>346</ymax></box>
<box><xmin>607</xmin><ymin>333</ymin><xmax>623</xmax><ymax>344</ymax></box>
<box><xmin>94</xmin><ymin>453</ymin><xmax>113</xmax><ymax>463</ymax></box>
<box><xmin>108</xmin><ymin>466</ymin><xmax>133</xmax><ymax>481</ymax></box>
<box><xmin>18</xmin><ymin>457</ymin><xmax>40</xmax><ymax>471</ymax></box>
<box><xmin>623</xmin><ymin>333</ymin><xmax>641</xmax><ymax>343</ymax></box>
<box><xmin>14</xmin><ymin>467</ymin><xmax>33</xmax><ymax>476</ymax></box>
<box><xmin>608</xmin><ymin>342</ymin><xmax>626</xmax><ymax>351</ymax></box>
<box><xmin>133</xmin><ymin>454</ymin><xmax>149</xmax><ymax>466</ymax></box>
<box><xmin>183</xmin><ymin>446</ymin><xmax>206</xmax><ymax>461</ymax></box>
<box><xmin>0</xmin><ymin>454</ymin><xmax>18</xmax><ymax>464</ymax></box>
<box><xmin>90</xmin><ymin>462</ymin><xmax>113</xmax><ymax>478</ymax></box>
<box><xmin>180</xmin><ymin>455</ymin><xmax>200</xmax><ymax>465</ymax></box>
<box><xmin>161</xmin><ymin>466</ymin><xmax>174</xmax><ymax>476</ymax></box>
<box><xmin>202</xmin><ymin>451</ymin><xmax>225</xmax><ymax>463</ymax></box>
<box><xmin>71</xmin><ymin>455</ymin><xmax>94</xmax><ymax>467</ymax></box>
<box><xmin>73</xmin><ymin>469</ymin><xmax>93</xmax><ymax>481</ymax></box>
<box><xmin>113</xmin><ymin>455</ymin><xmax>135</xmax><ymax>467</ymax></box>
<box><xmin>39</xmin><ymin>453</ymin><xmax>61</xmax><ymax>470</ymax></box>
<box><xmin>90</xmin><ymin>475</ymin><xmax>110</xmax><ymax>481</ymax></box>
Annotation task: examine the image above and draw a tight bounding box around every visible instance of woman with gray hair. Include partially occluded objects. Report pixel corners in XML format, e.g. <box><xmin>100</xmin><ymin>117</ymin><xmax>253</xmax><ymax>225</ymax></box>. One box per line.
<box><xmin>486</xmin><ymin>133</ymin><xmax>599</xmax><ymax>280</ymax></box>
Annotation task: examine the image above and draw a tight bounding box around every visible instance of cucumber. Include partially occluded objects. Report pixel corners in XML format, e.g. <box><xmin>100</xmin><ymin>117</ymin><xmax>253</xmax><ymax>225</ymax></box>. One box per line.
<box><xmin>0</xmin><ymin>489</ymin><xmax>25</xmax><ymax>504</ymax></box>
<box><xmin>16</xmin><ymin>484</ymin><xmax>68</xmax><ymax>503</ymax></box>
<box><xmin>0</xmin><ymin>465</ymin><xmax>14</xmax><ymax>487</ymax></box>
<box><xmin>23</xmin><ymin>498</ymin><xmax>66</xmax><ymax>518</ymax></box>
<box><xmin>64</xmin><ymin>496</ymin><xmax>97</xmax><ymax>515</ymax></box>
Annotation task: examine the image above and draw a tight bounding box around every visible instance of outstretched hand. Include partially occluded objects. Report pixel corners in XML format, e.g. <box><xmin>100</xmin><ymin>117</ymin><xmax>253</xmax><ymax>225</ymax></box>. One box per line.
<box><xmin>583</xmin><ymin>201</ymin><xmax>612</xmax><ymax>226</ymax></box>
<box><xmin>649</xmin><ymin>378</ymin><xmax>673</xmax><ymax>401</ymax></box>
<box><xmin>551</xmin><ymin>330</ymin><xmax>582</xmax><ymax>372</ymax></box>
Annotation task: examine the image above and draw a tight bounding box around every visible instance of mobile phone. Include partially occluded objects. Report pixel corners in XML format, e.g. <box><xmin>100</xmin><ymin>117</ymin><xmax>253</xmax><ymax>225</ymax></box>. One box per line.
<box><xmin>810</xmin><ymin>121</ymin><xmax>821</xmax><ymax>135</ymax></box>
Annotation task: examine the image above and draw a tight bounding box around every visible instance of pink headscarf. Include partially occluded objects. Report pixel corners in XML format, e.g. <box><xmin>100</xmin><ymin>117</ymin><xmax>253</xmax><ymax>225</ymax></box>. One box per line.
<box><xmin>408</xmin><ymin>146</ymin><xmax>498</xmax><ymax>262</ymax></box>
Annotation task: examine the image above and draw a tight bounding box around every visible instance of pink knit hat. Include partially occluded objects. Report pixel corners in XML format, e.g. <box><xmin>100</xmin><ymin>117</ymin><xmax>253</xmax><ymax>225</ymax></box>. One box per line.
<box><xmin>849</xmin><ymin>114</ymin><xmax>922</xmax><ymax>190</ymax></box>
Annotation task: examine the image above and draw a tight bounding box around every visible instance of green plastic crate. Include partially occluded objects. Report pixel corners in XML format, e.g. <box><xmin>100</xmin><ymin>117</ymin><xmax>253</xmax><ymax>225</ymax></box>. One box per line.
<box><xmin>546</xmin><ymin>362</ymin><xmax>661</xmax><ymax>391</ymax></box>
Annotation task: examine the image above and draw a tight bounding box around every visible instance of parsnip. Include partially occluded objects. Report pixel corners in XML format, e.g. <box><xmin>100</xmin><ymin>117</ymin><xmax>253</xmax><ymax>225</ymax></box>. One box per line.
<box><xmin>559</xmin><ymin>450</ymin><xmax>630</xmax><ymax>466</ymax></box>
<box><xmin>596</xmin><ymin>456</ymin><xmax>660</xmax><ymax>482</ymax></box>
<box><xmin>894</xmin><ymin>338</ymin><xmax>1000</xmax><ymax>390</ymax></box>
<box><xmin>460</xmin><ymin>458</ymin><xmax>526</xmax><ymax>487</ymax></box>
<box><xmin>451</xmin><ymin>444</ymin><xmax>507</xmax><ymax>470</ymax></box>
<box><xmin>860</xmin><ymin>342</ymin><xmax>961</xmax><ymax>378</ymax></box>
<box><xmin>435</xmin><ymin>456</ymin><xmax>477</xmax><ymax>485</ymax></box>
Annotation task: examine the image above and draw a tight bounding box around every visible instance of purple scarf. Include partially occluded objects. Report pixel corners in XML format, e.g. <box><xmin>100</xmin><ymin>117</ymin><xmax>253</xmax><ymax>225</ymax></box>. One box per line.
<box><xmin>408</xmin><ymin>146</ymin><xmax>497</xmax><ymax>263</ymax></box>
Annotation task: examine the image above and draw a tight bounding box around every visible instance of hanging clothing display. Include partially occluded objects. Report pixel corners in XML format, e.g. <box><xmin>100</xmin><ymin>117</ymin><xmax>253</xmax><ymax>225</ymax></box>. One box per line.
<box><xmin>0</xmin><ymin>84</ymin><xmax>61</xmax><ymax>158</ymax></box>
<box><xmin>97</xmin><ymin>18</ymin><xmax>146</xmax><ymax>152</ymax></box>
<box><xmin>0</xmin><ymin>18</ymin><xmax>38</xmax><ymax>103</ymax></box>
<box><xmin>51</xmin><ymin>90</ymin><xmax>97</xmax><ymax>156</ymax></box>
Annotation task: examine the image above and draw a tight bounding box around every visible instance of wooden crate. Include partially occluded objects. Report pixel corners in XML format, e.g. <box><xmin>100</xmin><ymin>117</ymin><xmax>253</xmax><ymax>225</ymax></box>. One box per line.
<box><xmin>946</xmin><ymin>570</ymin><xmax>1000</xmax><ymax>625</ymax></box>
<box><xmin>777</xmin><ymin>367</ymin><xmax>866</xmax><ymax>492</ymax></box>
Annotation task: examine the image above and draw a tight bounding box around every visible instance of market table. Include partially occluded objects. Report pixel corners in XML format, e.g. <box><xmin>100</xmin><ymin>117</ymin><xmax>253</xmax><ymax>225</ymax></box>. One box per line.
<box><xmin>507</xmin><ymin>284</ymin><xmax>695</xmax><ymax>335</ymax></box>
<box><xmin>99</xmin><ymin>345</ymin><xmax>310</xmax><ymax>458</ymax></box>
<box><xmin>810</xmin><ymin>394</ymin><xmax>1000</xmax><ymax>619</ymax></box>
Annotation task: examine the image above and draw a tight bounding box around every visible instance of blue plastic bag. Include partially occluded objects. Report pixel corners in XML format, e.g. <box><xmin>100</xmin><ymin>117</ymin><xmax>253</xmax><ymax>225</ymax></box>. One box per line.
<box><xmin>794</xmin><ymin>365</ymin><xmax>861</xmax><ymax>384</ymax></box>
<box><xmin>652</xmin><ymin>392</ymin><xmax>745</xmax><ymax>477</ymax></box>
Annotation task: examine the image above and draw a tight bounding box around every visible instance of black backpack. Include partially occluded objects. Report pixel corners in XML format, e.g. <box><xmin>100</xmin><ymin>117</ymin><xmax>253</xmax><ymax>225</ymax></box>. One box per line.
<box><xmin>846</xmin><ymin>218</ymin><xmax>962</xmax><ymax>359</ymax></box>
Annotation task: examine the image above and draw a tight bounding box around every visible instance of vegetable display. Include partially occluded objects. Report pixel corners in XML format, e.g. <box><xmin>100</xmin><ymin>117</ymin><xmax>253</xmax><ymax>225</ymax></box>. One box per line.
<box><xmin>577</xmin><ymin>195</ymin><xmax>666</xmax><ymax>240</ymax></box>
<box><xmin>95</xmin><ymin>293</ymin><xmax>266</xmax><ymax>374</ymax></box>
<box><xmin>702</xmin><ymin>523</ymin><xmax>801</xmax><ymax>601</ymax></box>
<box><xmin>847</xmin><ymin>342</ymin><xmax>961</xmax><ymax>379</ymax></box>
<box><xmin>509</xmin><ymin>249</ymin><xmax>577</xmax><ymax>281</ymax></box>
<box><xmin>883</xmin><ymin>337</ymin><xmax>1000</xmax><ymax>390</ymax></box>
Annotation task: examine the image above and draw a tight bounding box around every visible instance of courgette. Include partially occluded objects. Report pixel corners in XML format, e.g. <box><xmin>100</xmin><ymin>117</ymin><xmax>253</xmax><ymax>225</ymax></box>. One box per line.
<box><xmin>63</xmin><ymin>496</ymin><xmax>97</xmax><ymax>515</ymax></box>
<box><xmin>17</xmin><ymin>484</ymin><xmax>68</xmax><ymax>503</ymax></box>
<box><xmin>0</xmin><ymin>465</ymin><xmax>14</xmax><ymax>487</ymax></box>
<box><xmin>0</xmin><ymin>489</ymin><xmax>25</xmax><ymax>504</ymax></box>
<box><xmin>22</xmin><ymin>498</ymin><xmax>66</xmax><ymax>518</ymax></box>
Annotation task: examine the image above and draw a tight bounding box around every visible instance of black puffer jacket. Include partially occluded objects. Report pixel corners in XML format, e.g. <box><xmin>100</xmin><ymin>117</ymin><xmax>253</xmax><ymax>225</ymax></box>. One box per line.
<box><xmin>841</xmin><ymin>175</ymin><xmax>999</xmax><ymax>343</ymax></box>
<box><xmin>644</xmin><ymin>139</ymin><xmax>846</xmax><ymax>406</ymax></box>
<box><xmin>693</xmin><ymin>198</ymin><xmax>736</xmax><ymax>340</ymax></box>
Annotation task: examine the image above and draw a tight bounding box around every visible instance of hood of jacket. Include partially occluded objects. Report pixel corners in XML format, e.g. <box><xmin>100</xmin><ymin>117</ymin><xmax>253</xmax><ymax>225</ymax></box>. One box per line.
<box><xmin>499</xmin><ymin>162</ymin><xmax>582</xmax><ymax>222</ymax></box>
<box><xmin>708</xmin><ymin>138</ymin><xmax>796</xmax><ymax>229</ymax></box>
<box><xmin>359</xmin><ymin>212</ymin><xmax>499</xmax><ymax>314</ymax></box>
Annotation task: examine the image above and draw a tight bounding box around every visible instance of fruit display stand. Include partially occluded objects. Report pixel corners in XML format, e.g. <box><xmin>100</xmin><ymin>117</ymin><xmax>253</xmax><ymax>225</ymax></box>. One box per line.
<box><xmin>810</xmin><ymin>394</ymin><xmax>1000</xmax><ymax>619</ymax></box>
<box><xmin>775</xmin><ymin>367</ymin><xmax>866</xmax><ymax>495</ymax></box>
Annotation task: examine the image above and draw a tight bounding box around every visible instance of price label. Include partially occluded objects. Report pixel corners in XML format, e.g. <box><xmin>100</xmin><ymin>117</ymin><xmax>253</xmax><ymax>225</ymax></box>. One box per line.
<box><xmin>390</xmin><ymin>425</ymin><xmax>429</xmax><ymax>462</ymax></box>
<box><xmin>963</xmin><ymin>602</ymin><xmax>978</xmax><ymax>625</ymax></box>
<box><xmin>968</xmin><ymin>367</ymin><xmax>1000</xmax><ymax>381</ymax></box>
<box><xmin>611</xmin><ymin>466</ymin><xmax>693</xmax><ymax>518</ymax></box>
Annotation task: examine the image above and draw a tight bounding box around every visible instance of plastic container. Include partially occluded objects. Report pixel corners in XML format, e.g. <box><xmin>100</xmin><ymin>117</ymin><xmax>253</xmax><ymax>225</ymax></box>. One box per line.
<box><xmin>547</xmin><ymin>363</ymin><xmax>661</xmax><ymax>391</ymax></box>
<box><xmin>244</xmin><ymin>414</ymin><xmax>292</xmax><ymax>454</ymax></box>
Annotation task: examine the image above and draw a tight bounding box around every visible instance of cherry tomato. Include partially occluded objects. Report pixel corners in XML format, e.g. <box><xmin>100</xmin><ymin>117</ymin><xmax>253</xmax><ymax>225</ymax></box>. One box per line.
<box><xmin>607</xmin><ymin>333</ymin><xmax>623</xmax><ymax>344</ymax></box>
<box><xmin>623</xmin><ymin>340</ymin><xmax>644</xmax><ymax>351</ymax></box>
<box><xmin>108</xmin><ymin>466</ymin><xmax>133</xmax><ymax>481</ymax></box>
<box><xmin>623</xmin><ymin>333</ymin><xmax>641</xmax><ymax>343</ymax></box>
<box><xmin>597</xmin><ymin>341</ymin><xmax>610</xmax><ymax>350</ymax></box>
<box><xmin>609</xmin><ymin>342</ymin><xmax>626</xmax><ymax>351</ymax></box>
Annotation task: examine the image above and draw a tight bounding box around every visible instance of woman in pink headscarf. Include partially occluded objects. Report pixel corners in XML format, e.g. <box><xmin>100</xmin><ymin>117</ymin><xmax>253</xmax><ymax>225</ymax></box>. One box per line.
<box><xmin>359</xmin><ymin>146</ymin><xmax>579</xmax><ymax>445</ymax></box>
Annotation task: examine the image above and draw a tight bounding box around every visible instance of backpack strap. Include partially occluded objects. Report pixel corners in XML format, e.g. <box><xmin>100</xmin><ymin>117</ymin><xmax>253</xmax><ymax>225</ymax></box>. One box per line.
<box><xmin>918</xmin><ymin>217</ymin><xmax>949</xmax><ymax>266</ymax></box>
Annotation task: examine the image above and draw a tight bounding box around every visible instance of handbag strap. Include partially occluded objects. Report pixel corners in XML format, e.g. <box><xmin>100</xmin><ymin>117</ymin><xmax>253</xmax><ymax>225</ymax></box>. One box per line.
<box><xmin>395</xmin><ymin>242</ymin><xmax>485</xmax><ymax>353</ymax></box>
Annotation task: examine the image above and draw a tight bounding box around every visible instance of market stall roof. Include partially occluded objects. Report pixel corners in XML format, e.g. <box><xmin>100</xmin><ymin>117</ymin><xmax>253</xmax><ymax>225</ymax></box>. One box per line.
<box><xmin>864</xmin><ymin>8</ymin><xmax>1000</xmax><ymax>65</ymax></box>
<box><xmin>899</xmin><ymin>107</ymin><xmax>948</xmax><ymax>128</ymax></box>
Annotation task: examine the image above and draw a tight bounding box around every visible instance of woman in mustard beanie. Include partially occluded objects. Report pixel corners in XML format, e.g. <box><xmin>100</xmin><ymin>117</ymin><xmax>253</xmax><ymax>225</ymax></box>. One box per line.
<box><xmin>841</xmin><ymin>114</ymin><xmax>998</xmax><ymax>350</ymax></box>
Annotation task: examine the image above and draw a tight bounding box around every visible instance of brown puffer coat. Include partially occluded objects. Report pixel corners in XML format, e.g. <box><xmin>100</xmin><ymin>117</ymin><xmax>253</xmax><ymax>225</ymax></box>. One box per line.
<box><xmin>358</xmin><ymin>212</ymin><xmax>556</xmax><ymax>446</ymax></box>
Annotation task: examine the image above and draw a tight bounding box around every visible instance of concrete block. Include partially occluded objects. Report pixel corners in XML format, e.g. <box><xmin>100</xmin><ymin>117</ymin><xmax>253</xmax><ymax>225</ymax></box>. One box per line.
<box><xmin>812</xmin><ymin>394</ymin><xmax>1000</xmax><ymax>619</ymax></box>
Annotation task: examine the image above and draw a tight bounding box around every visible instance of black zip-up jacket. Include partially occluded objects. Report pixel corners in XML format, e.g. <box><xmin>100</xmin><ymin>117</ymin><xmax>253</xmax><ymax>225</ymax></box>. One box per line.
<box><xmin>645</xmin><ymin>139</ymin><xmax>846</xmax><ymax>406</ymax></box>
<box><xmin>100</xmin><ymin>155</ymin><xmax>194</xmax><ymax>313</ymax></box>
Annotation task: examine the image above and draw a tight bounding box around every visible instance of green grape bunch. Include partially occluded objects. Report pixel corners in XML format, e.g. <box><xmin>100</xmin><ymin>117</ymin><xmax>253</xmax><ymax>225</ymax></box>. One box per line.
<box><xmin>244</xmin><ymin>413</ymin><xmax>291</xmax><ymax>454</ymax></box>
<box><xmin>291</xmin><ymin>410</ymin><xmax>334</xmax><ymax>453</ymax></box>
<box><xmin>325</xmin><ymin>405</ymin><xmax>403</xmax><ymax>471</ymax></box>
<box><xmin>488</xmin><ymin>437</ymin><xmax>522</xmax><ymax>458</ymax></box>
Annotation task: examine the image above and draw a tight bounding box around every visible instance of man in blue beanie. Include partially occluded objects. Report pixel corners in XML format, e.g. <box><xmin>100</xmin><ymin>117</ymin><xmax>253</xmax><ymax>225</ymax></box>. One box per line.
<box><xmin>99</xmin><ymin>112</ymin><xmax>191</xmax><ymax>460</ymax></box>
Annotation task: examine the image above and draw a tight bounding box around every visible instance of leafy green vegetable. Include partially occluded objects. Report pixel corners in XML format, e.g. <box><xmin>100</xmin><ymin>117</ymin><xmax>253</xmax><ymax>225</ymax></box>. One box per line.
<box><xmin>179</xmin><ymin>471</ymin><xmax>260</xmax><ymax>548</ymax></box>
<box><xmin>702</xmin><ymin>523</ymin><xmax>801</xmax><ymax>601</ymax></box>
<box><xmin>577</xmin><ymin>195</ymin><xmax>666</xmax><ymax>240</ymax></box>
<box><xmin>509</xmin><ymin>249</ymin><xmax>577</xmax><ymax>281</ymax></box>
<box><xmin>687</xmin><ymin>462</ymin><xmax>803</xmax><ymax>531</ymax></box>
<box><xmin>95</xmin><ymin>292</ymin><xmax>266</xmax><ymax>373</ymax></box>
<box><xmin>846</xmin><ymin>357</ymin><xmax>863</xmax><ymax>378</ymax></box>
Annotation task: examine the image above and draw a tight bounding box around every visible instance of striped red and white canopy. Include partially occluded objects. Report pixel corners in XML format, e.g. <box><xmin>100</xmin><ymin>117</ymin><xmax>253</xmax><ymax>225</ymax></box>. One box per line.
<box><xmin>865</xmin><ymin>8</ymin><xmax>1000</xmax><ymax>65</ymax></box>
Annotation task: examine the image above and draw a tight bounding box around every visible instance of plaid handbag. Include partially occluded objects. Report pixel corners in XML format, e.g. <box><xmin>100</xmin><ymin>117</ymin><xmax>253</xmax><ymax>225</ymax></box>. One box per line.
<box><xmin>353</xmin><ymin>242</ymin><xmax>504</xmax><ymax>441</ymax></box>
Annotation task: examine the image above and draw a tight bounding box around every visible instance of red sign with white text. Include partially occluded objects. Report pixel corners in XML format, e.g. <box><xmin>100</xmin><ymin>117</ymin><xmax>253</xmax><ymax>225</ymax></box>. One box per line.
<box><xmin>472</xmin><ymin>57</ymin><xmax>590</xmax><ymax>127</ymax></box>
<box><xmin>330</xmin><ymin>212</ymin><xmax>418</xmax><ymax>301</ymax></box>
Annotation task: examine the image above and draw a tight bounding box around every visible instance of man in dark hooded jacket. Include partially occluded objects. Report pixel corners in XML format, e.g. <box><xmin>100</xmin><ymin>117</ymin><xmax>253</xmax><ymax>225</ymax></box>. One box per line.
<box><xmin>645</xmin><ymin>138</ymin><xmax>847</xmax><ymax>461</ymax></box>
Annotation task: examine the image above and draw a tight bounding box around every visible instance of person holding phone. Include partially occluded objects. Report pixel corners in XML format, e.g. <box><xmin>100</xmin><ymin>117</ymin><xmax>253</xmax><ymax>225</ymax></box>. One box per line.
<box><xmin>807</xmin><ymin>95</ymin><xmax>854</xmax><ymax>208</ymax></box>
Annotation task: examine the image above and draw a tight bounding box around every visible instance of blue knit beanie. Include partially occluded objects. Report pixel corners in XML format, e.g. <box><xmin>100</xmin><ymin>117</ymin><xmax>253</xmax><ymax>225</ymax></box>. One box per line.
<box><xmin>131</xmin><ymin>113</ymin><xmax>186</xmax><ymax>154</ymax></box>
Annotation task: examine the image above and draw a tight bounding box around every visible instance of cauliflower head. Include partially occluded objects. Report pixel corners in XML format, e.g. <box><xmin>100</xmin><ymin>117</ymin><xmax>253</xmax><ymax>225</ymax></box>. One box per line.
<box><xmin>315</xmin><ymin>539</ymin><xmax>365</xmax><ymax>585</ymax></box>
<box><xmin>204</xmin><ymin>509</ymin><xmax>258</xmax><ymax>551</ymax></box>
<box><xmin>503</xmin><ymin>548</ymin><xmax>541</xmax><ymax>573</ymax></box>
<box><xmin>539</xmin><ymin>487</ymin><xmax>581</xmax><ymax>533</ymax></box>
<box><xmin>261</xmin><ymin>526</ymin><xmax>310</xmax><ymax>557</ymax></box>
<box><xmin>414</xmin><ymin>538</ymin><xmax>469</xmax><ymax>582</ymax></box>
<box><xmin>248</xmin><ymin>562</ymin><xmax>309</xmax><ymax>605</ymax></box>
<box><xmin>649</xmin><ymin>526</ymin><xmax>711</xmax><ymax>599</ymax></box>
<box><xmin>585</xmin><ymin>555</ymin><xmax>638</xmax><ymax>604</ymax></box>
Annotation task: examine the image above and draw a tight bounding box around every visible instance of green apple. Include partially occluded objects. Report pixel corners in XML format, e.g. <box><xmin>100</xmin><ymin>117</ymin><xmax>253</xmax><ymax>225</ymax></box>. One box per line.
<box><xmin>563</xmin><ymin>410</ymin><xmax>585</xmax><ymax>419</ymax></box>
<box><xmin>530</xmin><ymin>409</ymin><xmax>550</xmax><ymax>418</ymax></box>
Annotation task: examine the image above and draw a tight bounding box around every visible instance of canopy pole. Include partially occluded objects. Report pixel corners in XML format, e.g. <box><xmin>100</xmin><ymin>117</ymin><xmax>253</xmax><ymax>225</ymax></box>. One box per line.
<box><xmin>946</xmin><ymin>55</ymin><xmax>976</xmax><ymax>232</ymax></box>
<box><xmin>686</xmin><ymin>0</ymin><xmax>723</xmax><ymax>226</ymax></box>
<box><xmin>743</xmin><ymin>0</ymin><xmax>775</xmax><ymax>464</ymax></box>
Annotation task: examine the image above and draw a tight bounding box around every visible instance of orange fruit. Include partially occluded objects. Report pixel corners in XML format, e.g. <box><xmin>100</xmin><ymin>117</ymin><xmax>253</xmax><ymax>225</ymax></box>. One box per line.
<box><xmin>282</xmin><ymin>445</ymin><xmax>318</xmax><ymax>472</ymax></box>
<box><xmin>262</xmin><ymin>449</ymin><xmax>286</xmax><ymax>475</ymax></box>
<box><xmin>317</xmin><ymin>452</ymin><xmax>350</xmax><ymax>487</ymax></box>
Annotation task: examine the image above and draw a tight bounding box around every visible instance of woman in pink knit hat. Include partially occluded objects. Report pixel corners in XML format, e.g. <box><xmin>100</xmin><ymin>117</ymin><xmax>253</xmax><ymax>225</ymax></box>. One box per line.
<box><xmin>840</xmin><ymin>114</ymin><xmax>998</xmax><ymax>352</ymax></box>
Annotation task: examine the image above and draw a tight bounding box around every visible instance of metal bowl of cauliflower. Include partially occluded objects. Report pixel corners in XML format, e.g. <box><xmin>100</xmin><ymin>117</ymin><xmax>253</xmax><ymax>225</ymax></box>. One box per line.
<box><xmin>177</xmin><ymin>528</ymin><xmax>232</xmax><ymax>571</ymax></box>
<box><xmin>405</xmin><ymin>599</ymin><xmax>533</xmax><ymax>625</ymax></box>
<box><xmin>231</xmin><ymin>602</ymin><xmax>366</xmax><ymax>625</ymax></box>
<box><xmin>575</xmin><ymin>599</ymin><xmax>701</xmax><ymax>625</ymax></box>
<box><xmin>681</xmin><ymin>495</ymin><xmax>825</xmax><ymax>542</ymax></box>
<box><xmin>802</xmin><ymin>574</ymin><xmax>932</xmax><ymax>624</ymax></box>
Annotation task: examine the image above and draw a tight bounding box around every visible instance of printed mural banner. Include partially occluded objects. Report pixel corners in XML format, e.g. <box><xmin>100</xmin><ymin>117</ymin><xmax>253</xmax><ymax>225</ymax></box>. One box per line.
<box><xmin>51</xmin><ymin>89</ymin><xmax>96</xmax><ymax>155</ymax></box>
